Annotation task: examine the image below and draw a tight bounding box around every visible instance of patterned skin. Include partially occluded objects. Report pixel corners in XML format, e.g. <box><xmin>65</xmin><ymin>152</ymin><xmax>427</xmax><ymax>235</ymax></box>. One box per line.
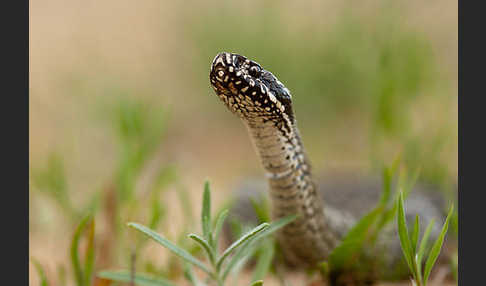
<box><xmin>209</xmin><ymin>52</ymin><xmax>446</xmax><ymax>268</ymax></box>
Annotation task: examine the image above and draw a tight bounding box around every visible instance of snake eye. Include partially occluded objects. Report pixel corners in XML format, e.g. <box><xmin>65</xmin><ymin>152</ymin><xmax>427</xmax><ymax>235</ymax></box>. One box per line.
<box><xmin>249</xmin><ymin>66</ymin><xmax>261</xmax><ymax>77</ymax></box>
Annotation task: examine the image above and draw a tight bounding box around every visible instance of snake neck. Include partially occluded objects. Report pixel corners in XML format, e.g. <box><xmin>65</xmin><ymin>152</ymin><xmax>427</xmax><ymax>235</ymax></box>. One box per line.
<box><xmin>209</xmin><ymin>53</ymin><xmax>449</xmax><ymax>272</ymax></box>
<box><xmin>244</xmin><ymin>117</ymin><xmax>341</xmax><ymax>266</ymax></box>
<box><xmin>209</xmin><ymin>52</ymin><xmax>342</xmax><ymax>266</ymax></box>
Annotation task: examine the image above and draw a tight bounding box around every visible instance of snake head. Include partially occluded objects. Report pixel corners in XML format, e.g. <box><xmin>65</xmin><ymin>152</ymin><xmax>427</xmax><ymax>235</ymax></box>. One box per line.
<box><xmin>209</xmin><ymin>52</ymin><xmax>294</xmax><ymax>123</ymax></box>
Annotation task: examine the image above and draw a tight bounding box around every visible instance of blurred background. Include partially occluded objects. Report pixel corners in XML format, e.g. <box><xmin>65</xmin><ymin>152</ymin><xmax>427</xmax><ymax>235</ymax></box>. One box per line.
<box><xmin>30</xmin><ymin>0</ymin><xmax>457</xmax><ymax>285</ymax></box>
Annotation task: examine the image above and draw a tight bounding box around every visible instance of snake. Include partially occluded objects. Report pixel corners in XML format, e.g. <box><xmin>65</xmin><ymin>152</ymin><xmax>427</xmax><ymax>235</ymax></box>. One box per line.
<box><xmin>208</xmin><ymin>52</ymin><xmax>447</xmax><ymax>268</ymax></box>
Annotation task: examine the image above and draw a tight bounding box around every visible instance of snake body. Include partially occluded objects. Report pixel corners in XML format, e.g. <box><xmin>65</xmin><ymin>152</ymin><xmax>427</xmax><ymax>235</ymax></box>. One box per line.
<box><xmin>209</xmin><ymin>52</ymin><xmax>445</xmax><ymax>267</ymax></box>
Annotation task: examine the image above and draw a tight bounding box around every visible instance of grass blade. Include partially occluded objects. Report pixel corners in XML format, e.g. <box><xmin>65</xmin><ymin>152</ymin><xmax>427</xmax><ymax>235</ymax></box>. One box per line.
<box><xmin>250</xmin><ymin>197</ymin><xmax>270</xmax><ymax>223</ymax></box>
<box><xmin>257</xmin><ymin>214</ymin><xmax>297</xmax><ymax>238</ymax></box>
<box><xmin>222</xmin><ymin>215</ymin><xmax>296</xmax><ymax>281</ymax></box>
<box><xmin>380</xmin><ymin>166</ymin><xmax>392</xmax><ymax>206</ymax></box>
<box><xmin>128</xmin><ymin>222</ymin><xmax>212</xmax><ymax>274</ymax></box>
<box><xmin>252</xmin><ymin>239</ymin><xmax>275</xmax><ymax>282</ymax></box>
<box><xmin>251</xmin><ymin>280</ymin><xmax>264</xmax><ymax>286</ymax></box>
<box><xmin>98</xmin><ymin>270</ymin><xmax>175</xmax><ymax>286</ymax></box>
<box><xmin>84</xmin><ymin>219</ymin><xmax>96</xmax><ymax>286</ymax></box>
<box><xmin>410</xmin><ymin>215</ymin><xmax>420</xmax><ymax>253</ymax></box>
<box><xmin>329</xmin><ymin>239</ymin><xmax>364</xmax><ymax>271</ymax></box>
<box><xmin>329</xmin><ymin>203</ymin><xmax>383</xmax><ymax>270</ymax></box>
<box><xmin>396</xmin><ymin>193</ymin><xmax>414</xmax><ymax>276</ymax></box>
<box><xmin>329</xmin><ymin>206</ymin><xmax>382</xmax><ymax>269</ymax></box>
<box><xmin>183</xmin><ymin>264</ymin><xmax>203</xmax><ymax>286</ymax></box>
<box><xmin>217</xmin><ymin>222</ymin><xmax>269</xmax><ymax>270</ymax></box>
<box><xmin>212</xmin><ymin>209</ymin><xmax>229</xmax><ymax>250</ymax></box>
<box><xmin>31</xmin><ymin>258</ymin><xmax>49</xmax><ymax>286</ymax></box>
<box><xmin>149</xmin><ymin>196</ymin><xmax>164</xmax><ymax>230</ymax></box>
<box><xmin>202</xmin><ymin>181</ymin><xmax>212</xmax><ymax>244</ymax></box>
<box><xmin>450</xmin><ymin>251</ymin><xmax>458</xmax><ymax>283</ymax></box>
<box><xmin>340</xmin><ymin>207</ymin><xmax>382</xmax><ymax>241</ymax></box>
<box><xmin>188</xmin><ymin>233</ymin><xmax>215</xmax><ymax>264</ymax></box>
<box><xmin>71</xmin><ymin>214</ymin><xmax>93</xmax><ymax>286</ymax></box>
<box><xmin>417</xmin><ymin>219</ymin><xmax>435</xmax><ymax>266</ymax></box>
<box><xmin>423</xmin><ymin>205</ymin><xmax>453</xmax><ymax>283</ymax></box>
<box><xmin>229</xmin><ymin>245</ymin><xmax>257</xmax><ymax>284</ymax></box>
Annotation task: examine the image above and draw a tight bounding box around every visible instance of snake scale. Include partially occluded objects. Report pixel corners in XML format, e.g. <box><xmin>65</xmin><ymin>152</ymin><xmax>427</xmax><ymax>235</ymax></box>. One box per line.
<box><xmin>208</xmin><ymin>52</ymin><xmax>447</xmax><ymax>268</ymax></box>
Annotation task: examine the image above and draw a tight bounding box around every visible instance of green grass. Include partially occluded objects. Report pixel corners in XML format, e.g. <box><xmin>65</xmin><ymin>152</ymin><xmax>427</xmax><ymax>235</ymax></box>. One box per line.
<box><xmin>99</xmin><ymin>181</ymin><xmax>296</xmax><ymax>286</ymax></box>
<box><xmin>396</xmin><ymin>192</ymin><xmax>454</xmax><ymax>286</ymax></box>
<box><xmin>31</xmin><ymin>116</ymin><xmax>456</xmax><ymax>285</ymax></box>
<box><xmin>318</xmin><ymin>159</ymin><xmax>421</xmax><ymax>282</ymax></box>
<box><xmin>30</xmin><ymin>2</ymin><xmax>456</xmax><ymax>284</ymax></box>
<box><xmin>31</xmin><ymin>258</ymin><xmax>49</xmax><ymax>286</ymax></box>
<box><xmin>70</xmin><ymin>214</ymin><xmax>96</xmax><ymax>286</ymax></box>
<box><xmin>30</xmin><ymin>141</ymin><xmax>456</xmax><ymax>285</ymax></box>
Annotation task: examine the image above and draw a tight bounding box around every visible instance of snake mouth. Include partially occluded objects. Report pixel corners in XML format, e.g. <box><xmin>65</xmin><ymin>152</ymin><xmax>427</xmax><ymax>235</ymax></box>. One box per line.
<box><xmin>209</xmin><ymin>52</ymin><xmax>294</xmax><ymax>122</ymax></box>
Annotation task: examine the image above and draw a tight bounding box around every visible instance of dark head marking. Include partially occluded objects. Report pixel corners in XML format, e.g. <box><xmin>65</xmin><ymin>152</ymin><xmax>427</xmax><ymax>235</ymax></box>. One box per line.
<box><xmin>209</xmin><ymin>52</ymin><xmax>294</xmax><ymax>123</ymax></box>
